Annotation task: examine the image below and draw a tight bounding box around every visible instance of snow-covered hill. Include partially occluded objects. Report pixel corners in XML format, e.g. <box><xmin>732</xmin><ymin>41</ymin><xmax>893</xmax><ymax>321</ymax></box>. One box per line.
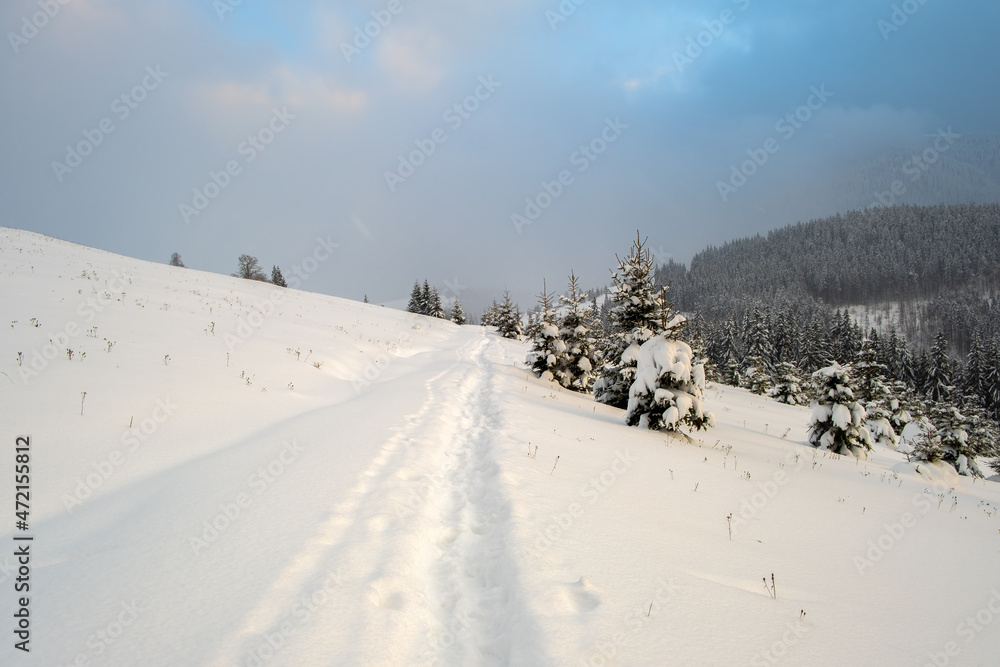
<box><xmin>2</xmin><ymin>227</ymin><xmax>999</xmax><ymax>666</ymax></box>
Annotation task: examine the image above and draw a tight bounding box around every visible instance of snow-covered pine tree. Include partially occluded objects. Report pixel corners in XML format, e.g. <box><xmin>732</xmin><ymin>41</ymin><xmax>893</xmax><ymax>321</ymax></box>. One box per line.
<box><xmin>495</xmin><ymin>290</ymin><xmax>523</xmax><ymax>340</ymax></box>
<box><xmin>450</xmin><ymin>299</ymin><xmax>466</xmax><ymax>325</ymax></box>
<box><xmin>963</xmin><ymin>332</ymin><xmax>987</xmax><ymax>400</ymax></box>
<box><xmin>557</xmin><ymin>272</ymin><xmax>600</xmax><ymax>392</ymax></box>
<box><xmin>927</xmin><ymin>331</ymin><xmax>953</xmax><ymax>402</ymax></box>
<box><xmin>768</xmin><ymin>362</ymin><xmax>808</xmax><ymax>405</ymax></box>
<box><xmin>854</xmin><ymin>339</ymin><xmax>897</xmax><ymax>447</ymax></box>
<box><xmin>481</xmin><ymin>300</ymin><xmax>500</xmax><ymax>327</ymax></box>
<box><xmin>169</xmin><ymin>252</ymin><xmax>185</xmax><ymax>267</ymax></box>
<box><xmin>429</xmin><ymin>287</ymin><xmax>446</xmax><ymax>319</ymax></box>
<box><xmin>526</xmin><ymin>281</ymin><xmax>566</xmax><ymax>382</ymax></box>
<box><xmin>625</xmin><ymin>333</ymin><xmax>714</xmax><ymax>433</ymax></box>
<box><xmin>420</xmin><ymin>280</ymin><xmax>434</xmax><ymax>316</ymax></box>
<box><xmin>807</xmin><ymin>363</ymin><xmax>873</xmax><ymax>457</ymax></box>
<box><xmin>594</xmin><ymin>232</ymin><xmax>674</xmax><ymax>409</ymax></box>
<box><xmin>407</xmin><ymin>282</ymin><xmax>423</xmax><ymax>314</ymax></box>
<box><xmin>741</xmin><ymin>308</ymin><xmax>774</xmax><ymax>380</ymax></box>
<box><xmin>743</xmin><ymin>355</ymin><xmax>772</xmax><ymax>395</ymax></box>
<box><xmin>913</xmin><ymin>403</ymin><xmax>983</xmax><ymax>476</ymax></box>
<box><xmin>270</xmin><ymin>265</ymin><xmax>287</xmax><ymax>287</ymax></box>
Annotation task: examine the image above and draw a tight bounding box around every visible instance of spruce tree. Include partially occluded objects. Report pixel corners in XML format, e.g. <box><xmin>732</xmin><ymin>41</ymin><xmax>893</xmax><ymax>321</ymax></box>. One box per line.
<box><xmin>495</xmin><ymin>290</ymin><xmax>523</xmax><ymax>340</ymax></box>
<box><xmin>450</xmin><ymin>299</ymin><xmax>466</xmax><ymax>325</ymax></box>
<box><xmin>407</xmin><ymin>282</ymin><xmax>423</xmax><ymax>314</ymax></box>
<box><xmin>927</xmin><ymin>331</ymin><xmax>953</xmax><ymax>401</ymax></box>
<box><xmin>768</xmin><ymin>362</ymin><xmax>808</xmax><ymax>405</ymax></box>
<box><xmin>624</xmin><ymin>333</ymin><xmax>714</xmax><ymax>433</ymax></box>
<box><xmin>807</xmin><ymin>363</ymin><xmax>873</xmax><ymax>457</ymax></box>
<box><xmin>429</xmin><ymin>287</ymin><xmax>446</xmax><ymax>319</ymax></box>
<box><xmin>526</xmin><ymin>280</ymin><xmax>565</xmax><ymax>382</ymax></box>
<box><xmin>270</xmin><ymin>265</ymin><xmax>287</xmax><ymax>287</ymax></box>
<box><xmin>594</xmin><ymin>232</ymin><xmax>677</xmax><ymax>408</ymax></box>
<box><xmin>420</xmin><ymin>280</ymin><xmax>433</xmax><ymax>316</ymax></box>
<box><xmin>557</xmin><ymin>272</ymin><xmax>600</xmax><ymax>393</ymax></box>
<box><xmin>169</xmin><ymin>252</ymin><xmax>185</xmax><ymax>267</ymax></box>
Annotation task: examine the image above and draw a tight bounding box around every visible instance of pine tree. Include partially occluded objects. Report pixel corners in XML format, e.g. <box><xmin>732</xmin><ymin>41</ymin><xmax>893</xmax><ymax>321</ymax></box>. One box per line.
<box><xmin>429</xmin><ymin>287</ymin><xmax>445</xmax><ymax>319</ymax></box>
<box><xmin>495</xmin><ymin>290</ymin><xmax>523</xmax><ymax>340</ymax></box>
<box><xmin>450</xmin><ymin>299</ymin><xmax>466</xmax><ymax>325</ymax></box>
<box><xmin>270</xmin><ymin>265</ymin><xmax>287</xmax><ymax>287</ymax></box>
<box><xmin>927</xmin><ymin>331</ymin><xmax>953</xmax><ymax>401</ymax></box>
<box><xmin>625</xmin><ymin>334</ymin><xmax>714</xmax><ymax>433</ymax></box>
<box><xmin>169</xmin><ymin>252</ymin><xmax>185</xmax><ymax>267</ymax></box>
<box><xmin>963</xmin><ymin>332</ymin><xmax>987</xmax><ymax>401</ymax></box>
<box><xmin>594</xmin><ymin>232</ymin><xmax>678</xmax><ymax>408</ymax></box>
<box><xmin>768</xmin><ymin>362</ymin><xmax>808</xmax><ymax>405</ymax></box>
<box><xmin>420</xmin><ymin>280</ymin><xmax>433</xmax><ymax>316</ymax></box>
<box><xmin>526</xmin><ymin>280</ymin><xmax>565</xmax><ymax>382</ymax></box>
<box><xmin>557</xmin><ymin>272</ymin><xmax>600</xmax><ymax>393</ymax></box>
<box><xmin>481</xmin><ymin>300</ymin><xmax>500</xmax><ymax>327</ymax></box>
<box><xmin>807</xmin><ymin>363</ymin><xmax>873</xmax><ymax>457</ymax></box>
<box><xmin>407</xmin><ymin>282</ymin><xmax>422</xmax><ymax>314</ymax></box>
<box><xmin>854</xmin><ymin>339</ymin><xmax>897</xmax><ymax>447</ymax></box>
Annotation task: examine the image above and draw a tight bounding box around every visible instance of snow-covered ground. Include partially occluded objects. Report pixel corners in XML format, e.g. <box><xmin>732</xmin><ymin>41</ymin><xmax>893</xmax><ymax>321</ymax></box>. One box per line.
<box><xmin>2</xmin><ymin>227</ymin><xmax>1000</xmax><ymax>666</ymax></box>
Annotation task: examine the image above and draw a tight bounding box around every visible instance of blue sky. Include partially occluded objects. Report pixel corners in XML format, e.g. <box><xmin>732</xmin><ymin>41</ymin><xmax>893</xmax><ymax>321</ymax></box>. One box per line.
<box><xmin>2</xmin><ymin>0</ymin><xmax>997</xmax><ymax>312</ymax></box>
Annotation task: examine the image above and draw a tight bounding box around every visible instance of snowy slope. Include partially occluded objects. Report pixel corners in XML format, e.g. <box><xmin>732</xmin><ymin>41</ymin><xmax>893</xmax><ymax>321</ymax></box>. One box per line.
<box><xmin>2</xmin><ymin>227</ymin><xmax>1000</xmax><ymax>666</ymax></box>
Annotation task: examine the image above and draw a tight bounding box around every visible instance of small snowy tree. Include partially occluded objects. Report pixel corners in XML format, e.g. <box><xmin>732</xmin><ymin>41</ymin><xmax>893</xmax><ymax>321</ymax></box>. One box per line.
<box><xmin>481</xmin><ymin>300</ymin><xmax>500</xmax><ymax>327</ymax></box>
<box><xmin>625</xmin><ymin>334</ymin><xmax>714</xmax><ymax>433</ymax></box>
<box><xmin>594</xmin><ymin>233</ymin><xmax>675</xmax><ymax>408</ymax></box>
<box><xmin>807</xmin><ymin>363</ymin><xmax>873</xmax><ymax>457</ymax></box>
<box><xmin>169</xmin><ymin>252</ymin><xmax>185</xmax><ymax>267</ymax></box>
<box><xmin>743</xmin><ymin>354</ymin><xmax>772</xmax><ymax>395</ymax></box>
<box><xmin>407</xmin><ymin>282</ymin><xmax>423</xmax><ymax>314</ymax></box>
<box><xmin>526</xmin><ymin>281</ymin><xmax>565</xmax><ymax>382</ymax></box>
<box><xmin>495</xmin><ymin>290</ymin><xmax>523</xmax><ymax>340</ymax></box>
<box><xmin>270</xmin><ymin>265</ymin><xmax>287</xmax><ymax>287</ymax></box>
<box><xmin>450</xmin><ymin>299</ymin><xmax>466</xmax><ymax>325</ymax></box>
<box><xmin>557</xmin><ymin>272</ymin><xmax>600</xmax><ymax>393</ymax></box>
<box><xmin>428</xmin><ymin>287</ymin><xmax>446</xmax><ymax>319</ymax></box>
<box><xmin>915</xmin><ymin>403</ymin><xmax>992</xmax><ymax>477</ymax></box>
<box><xmin>768</xmin><ymin>362</ymin><xmax>807</xmax><ymax>405</ymax></box>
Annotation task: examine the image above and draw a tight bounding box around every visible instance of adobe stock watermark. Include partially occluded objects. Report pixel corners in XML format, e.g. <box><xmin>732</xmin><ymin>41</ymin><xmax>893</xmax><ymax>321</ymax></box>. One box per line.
<box><xmin>62</xmin><ymin>397</ymin><xmax>176</xmax><ymax>511</ymax></box>
<box><xmin>545</xmin><ymin>0</ymin><xmax>588</xmax><ymax>31</ymax></box>
<box><xmin>730</xmin><ymin>448</ymin><xmax>806</xmax><ymax>533</ymax></box>
<box><xmin>750</xmin><ymin>617</ymin><xmax>809</xmax><ymax>666</ymax></box>
<box><xmin>716</xmin><ymin>85</ymin><xmax>833</xmax><ymax>202</ymax></box>
<box><xmin>57</xmin><ymin>600</ymin><xmax>146</xmax><ymax>666</ymax></box>
<box><xmin>340</xmin><ymin>0</ymin><xmax>412</xmax><ymax>63</ymax></box>
<box><xmin>853</xmin><ymin>479</ymin><xmax>953</xmax><ymax>575</ymax></box>
<box><xmin>351</xmin><ymin>332</ymin><xmax>413</xmax><ymax>395</ymax></box>
<box><xmin>17</xmin><ymin>270</ymin><xmax>130</xmax><ymax>385</ymax></box>
<box><xmin>511</xmin><ymin>117</ymin><xmax>628</xmax><ymax>234</ymax></box>
<box><xmin>921</xmin><ymin>589</ymin><xmax>1000</xmax><ymax>667</ymax></box>
<box><xmin>223</xmin><ymin>236</ymin><xmax>338</xmax><ymax>351</ymax></box>
<box><xmin>878</xmin><ymin>0</ymin><xmax>931</xmax><ymax>41</ymax></box>
<box><xmin>179</xmin><ymin>106</ymin><xmax>295</xmax><ymax>224</ymax></box>
<box><xmin>240</xmin><ymin>567</ymin><xmax>347</xmax><ymax>667</ymax></box>
<box><xmin>868</xmin><ymin>127</ymin><xmax>959</xmax><ymax>208</ymax></box>
<box><xmin>189</xmin><ymin>439</ymin><xmax>305</xmax><ymax>556</ymax></box>
<box><xmin>51</xmin><ymin>66</ymin><xmax>169</xmax><ymax>183</ymax></box>
<box><xmin>525</xmin><ymin>449</ymin><xmax>637</xmax><ymax>558</ymax></box>
<box><xmin>213</xmin><ymin>0</ymin><xmax>244</xmax><ymax>21</ymax></box>
<box><xmin>580</xmin><ymin>577</ymin><xmax>679</xmax><ymax>666</ymax></box>
<box><xmin>384</xmin><ymin>75</ymin><xmax>501</xmax><ymax>192</ymax></box>
<box><xmin>7</xmin><ymin>0</ymin><xmax>71</xmax><ymax>55</ymax></box>
<box><xmin>672</xmin><ymin>0</ymin><xmax>751</xmax><ymax>74</ymax></box>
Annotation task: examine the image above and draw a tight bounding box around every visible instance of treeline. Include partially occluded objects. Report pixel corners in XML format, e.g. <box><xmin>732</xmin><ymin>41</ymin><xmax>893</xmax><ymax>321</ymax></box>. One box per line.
<box><xmin>657</xmin><ymin>203</ymin><xmax>1000</xmax><ymax>353</ymax></box>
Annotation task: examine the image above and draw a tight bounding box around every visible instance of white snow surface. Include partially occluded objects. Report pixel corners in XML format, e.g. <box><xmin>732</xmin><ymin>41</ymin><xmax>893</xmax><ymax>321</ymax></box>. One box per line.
<box><xmin>2</xmin><ymin>228</ymin><xmax>1000</xmax><ymax>666</ymax></box>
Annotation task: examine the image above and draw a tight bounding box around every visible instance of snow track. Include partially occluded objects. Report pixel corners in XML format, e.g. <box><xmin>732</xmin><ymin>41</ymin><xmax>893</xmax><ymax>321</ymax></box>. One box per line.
<box><xmin>204</xmin><ymin>330</ymin><xmax>540</xmax><ymax>666</ymax></box>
